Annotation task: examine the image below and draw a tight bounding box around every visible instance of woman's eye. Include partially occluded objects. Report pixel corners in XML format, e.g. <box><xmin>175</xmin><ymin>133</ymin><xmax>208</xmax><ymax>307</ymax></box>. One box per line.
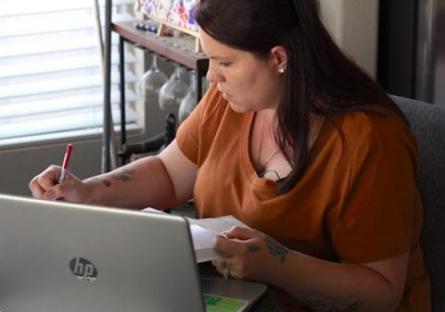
<box><xmin>219</xmin><ymin>62</ymin><xmax>231</xmax><ymax>67</ymax></box>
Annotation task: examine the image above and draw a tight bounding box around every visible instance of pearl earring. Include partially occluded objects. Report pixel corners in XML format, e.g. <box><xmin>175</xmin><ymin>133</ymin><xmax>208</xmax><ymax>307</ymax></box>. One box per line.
<box><xmin>278</xmin><ymin>67</ymin><xmax>285</xmax><ymax>74</ymax></box>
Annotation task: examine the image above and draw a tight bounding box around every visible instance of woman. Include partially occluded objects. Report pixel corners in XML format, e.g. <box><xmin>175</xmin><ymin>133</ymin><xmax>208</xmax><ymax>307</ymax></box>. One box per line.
<box><xmin>30</xmin><ymin>0</ymin><xmax>430</xmax><ymax>310</ymax></box>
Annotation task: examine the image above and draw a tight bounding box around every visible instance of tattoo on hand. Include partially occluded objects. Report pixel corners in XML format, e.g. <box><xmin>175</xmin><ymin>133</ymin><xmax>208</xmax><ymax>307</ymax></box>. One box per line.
<box><xmin>103</xmin><ymin>179</ymin><xmax>111</xmax><ymax>187</ymax></box>
<box><xmin>294</xmin><ymin>295</ymin><xmax>361</xmax><ymax>312</ymax></box>
<box><xmin>264</xmin><ymin>237</ymin><xmax>288</xmax><ymax>264</ymax></box>
<box><xmin>247</xmin><ymin>244</ymin><xmax>262</xmax><ymax>253</ymax></box>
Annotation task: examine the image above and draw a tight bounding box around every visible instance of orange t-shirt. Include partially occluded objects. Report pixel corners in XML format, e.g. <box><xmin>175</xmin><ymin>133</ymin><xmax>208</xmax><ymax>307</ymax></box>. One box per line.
<box><xmin>176</xmin><ymin>85</ymin><xmax>431</xmax><ymax>311</ymax></box>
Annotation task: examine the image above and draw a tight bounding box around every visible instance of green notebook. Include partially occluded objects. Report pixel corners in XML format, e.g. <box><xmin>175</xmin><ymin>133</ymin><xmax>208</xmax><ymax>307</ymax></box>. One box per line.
<box><xmin>204</xmin><ymin>293</ymin><xmax>248</xmax><ymax>312</ymax></box>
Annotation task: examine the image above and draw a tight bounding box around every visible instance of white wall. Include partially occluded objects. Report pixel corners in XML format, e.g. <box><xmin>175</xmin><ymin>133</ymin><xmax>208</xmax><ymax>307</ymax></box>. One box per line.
<box><xmin>320</xmin><ymin>0</ymin><xmax>379</xmax><ymax>78</ymax></box>
<box><xmin>0</xmin><ymin>140</ymin><xmax>102</xmax><ymax>197</ymax></box>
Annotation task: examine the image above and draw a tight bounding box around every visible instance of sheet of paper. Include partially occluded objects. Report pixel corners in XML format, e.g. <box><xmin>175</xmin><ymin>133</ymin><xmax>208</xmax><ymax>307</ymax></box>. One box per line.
<box><xmin>141</xmin><ymin>209</ymin><xmax>248</xmax><ymax>263</ymax></box>
<box><xmin>141</xmin><ymin>207</ymin><xmax>167</xmax><ymax>214</ymax></box>
<box><xmin>187</xmin><ymin>215</ymin><xmax>250</xmax><ymax>233</ymax></box>
<box><xmin>188</xmin><ymin>215</ymin><xmax>250</xmax><ymax>263</ymax></box>
<box><xmin>189</xmin><ymin>224</ymin><xmax>221</xmax><ymax>263</ymax></box>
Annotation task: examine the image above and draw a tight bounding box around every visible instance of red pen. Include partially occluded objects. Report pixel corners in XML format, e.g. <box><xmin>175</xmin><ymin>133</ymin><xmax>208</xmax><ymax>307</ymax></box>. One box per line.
<box><xmin>58</xmin><ymin>144</ymin><xmax>73</xmax><ymax>184</ymax></box>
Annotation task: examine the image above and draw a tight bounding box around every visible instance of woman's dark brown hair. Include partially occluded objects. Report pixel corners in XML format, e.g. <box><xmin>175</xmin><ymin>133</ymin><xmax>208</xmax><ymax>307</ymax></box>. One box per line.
<box><xmin>195</xmin><ymin>0</ymin><xmax>406</xmax><ymax>193</ymax></box>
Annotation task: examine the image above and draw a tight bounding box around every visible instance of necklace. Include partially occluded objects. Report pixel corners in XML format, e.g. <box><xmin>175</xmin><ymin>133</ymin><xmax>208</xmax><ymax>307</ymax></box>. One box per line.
<box><xmin>255</xmin><ymin>113</ymin><xmax>281</xmax><ymax>178</ymax></box>
<box><xmin>257</xmin><ymin>149</ymin><xmax>281</xmax><ymax>177</ymax></box>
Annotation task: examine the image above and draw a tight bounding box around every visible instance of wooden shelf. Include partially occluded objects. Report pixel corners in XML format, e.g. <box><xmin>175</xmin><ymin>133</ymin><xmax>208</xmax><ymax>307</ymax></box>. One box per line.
<box><xmin>112</xmin><ymin>21</ymin><xmax>209</xmax><ymax>73</ymax></box>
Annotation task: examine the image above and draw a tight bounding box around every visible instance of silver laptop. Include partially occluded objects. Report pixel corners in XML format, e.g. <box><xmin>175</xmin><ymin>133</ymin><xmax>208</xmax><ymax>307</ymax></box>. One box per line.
<box><xmin>0</xmin><ymin>194</ymin><xmax>266</xmax><ymax>312</ymax></box>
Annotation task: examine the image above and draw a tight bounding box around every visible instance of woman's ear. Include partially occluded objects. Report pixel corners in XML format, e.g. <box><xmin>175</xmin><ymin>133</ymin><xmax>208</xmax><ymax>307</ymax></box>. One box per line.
<box><xmin>270</xmin><ymin>46</ymin><xmax>288</xmax><ymax>74</ymax></box>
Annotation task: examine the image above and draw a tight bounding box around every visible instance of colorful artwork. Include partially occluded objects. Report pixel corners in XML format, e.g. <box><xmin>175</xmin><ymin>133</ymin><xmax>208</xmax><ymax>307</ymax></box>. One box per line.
<box><xmin>141</xmin><ymin>0</ymin><xmax>199</xmax><ymax>34</ymax></box>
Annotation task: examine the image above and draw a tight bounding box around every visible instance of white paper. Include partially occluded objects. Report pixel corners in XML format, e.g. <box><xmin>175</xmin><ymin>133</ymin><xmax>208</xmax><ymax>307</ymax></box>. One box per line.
<box><xmin>188</xmin><ymin>215</ymin><xmax>250</xmax><ymax>263</ymax></box>
<box><xmin>189</xmin><ymin>224</ymin><xmax>220</xmax><ymax>263</ymax></box>
<box><xmin>187</xmin><ymin>215</ymin><xmax>250</xmax><ymax>233</ymax></box>
<box><xmin>142</xmin><ymin>209</ymin><xmax>248</xmax><ymax>263</ymax></box>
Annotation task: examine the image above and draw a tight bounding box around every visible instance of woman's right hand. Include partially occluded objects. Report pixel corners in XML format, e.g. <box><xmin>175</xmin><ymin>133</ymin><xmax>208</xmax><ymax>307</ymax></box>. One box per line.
<box><xmin>29</xmin><ymin>165</ymin><xmax>92</xmax><ymax>203</ymax></box>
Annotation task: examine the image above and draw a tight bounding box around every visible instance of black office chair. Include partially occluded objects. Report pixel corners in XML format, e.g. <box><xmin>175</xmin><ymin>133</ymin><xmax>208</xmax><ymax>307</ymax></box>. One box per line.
<box><xmin>392</xmin><ymin>95</ymin><xmax>445</xmax><ymax>312</ymax></box>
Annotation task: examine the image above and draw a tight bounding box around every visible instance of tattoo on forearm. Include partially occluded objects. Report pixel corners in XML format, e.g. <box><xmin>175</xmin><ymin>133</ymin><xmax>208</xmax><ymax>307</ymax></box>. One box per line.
<box><xmin>102</xmin><ymin>169</ymin><xmax>133</xmax><ymax>188</ymax></box>
<box><xmin>294</xmin><ymin>295</ymin><xmax>361</xmax><ymax>312</ymax></box>
<box><xmin>247</xmin><ymin>244</ymin><xmax>261</xmax><ymax>253</ymax></box>
<box><xmin>264</xmin><ymin>237</ymin><xmax>288</xmax><ymax>263</ymax></box>
<box><xmin>112</xmin><ymin>169</ymin><xmax>133</xmax><ymax>182</ymax></box>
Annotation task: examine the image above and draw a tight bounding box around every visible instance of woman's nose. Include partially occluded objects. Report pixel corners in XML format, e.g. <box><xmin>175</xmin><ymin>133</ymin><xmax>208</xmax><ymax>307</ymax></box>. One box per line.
<box><xmin>206</xmin><ymin>65</ymin><xmax>224</xmax><ymax>83</ymax></box>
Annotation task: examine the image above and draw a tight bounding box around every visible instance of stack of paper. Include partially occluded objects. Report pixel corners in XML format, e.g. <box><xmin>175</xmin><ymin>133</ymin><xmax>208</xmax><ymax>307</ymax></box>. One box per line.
<box><xmin>187</xmin><ymin>216</ymin><xmax>249</xmax><ymax>263</ymax></box>
<box><xmin>141</xmin><ymin>208</ymin><xmax>249</xmax><ymax>263</ymax></box>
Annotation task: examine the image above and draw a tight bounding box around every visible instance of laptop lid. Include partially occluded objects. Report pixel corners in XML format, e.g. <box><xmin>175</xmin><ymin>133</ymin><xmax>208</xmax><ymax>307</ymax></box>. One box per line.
<box><xmin>0</xmin><ymin>194</ymin><xmax>206</xmax><ymax>312</ymax></box>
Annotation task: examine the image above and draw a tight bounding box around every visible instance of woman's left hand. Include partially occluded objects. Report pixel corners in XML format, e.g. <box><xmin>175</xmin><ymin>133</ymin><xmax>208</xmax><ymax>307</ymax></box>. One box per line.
<box><xmin>212</xmin><ymin>226</ymin><xmax>289</xmax><ymax>282</ymax></box>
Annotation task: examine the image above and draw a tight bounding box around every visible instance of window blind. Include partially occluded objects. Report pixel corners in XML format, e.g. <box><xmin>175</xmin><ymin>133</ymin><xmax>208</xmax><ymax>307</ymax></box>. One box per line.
<box><xmin>0</xmin><ymin>0</ymin><xmax>139</xmax><ymax>147</ymax></box>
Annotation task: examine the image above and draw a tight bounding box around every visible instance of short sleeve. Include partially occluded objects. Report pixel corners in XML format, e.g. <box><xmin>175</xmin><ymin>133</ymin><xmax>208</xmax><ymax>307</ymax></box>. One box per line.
<box><xmin>175</xmin><ymin>98</ymin><xmax>202</xmax><ymax>164</ymax></box>
<box><xmin>176</xmin><ymin>84</ymin><xmax>222</xmax><ymax>164</ymax></box>
<box><xmin>330</xmin><ymin>122</ymin><xmax>420</xmax><ymax>263</ymax></box>
<box><xmin>176</xmin><ymin>84</ymin><xmax>227</xmax><ymax>165</ymax></box>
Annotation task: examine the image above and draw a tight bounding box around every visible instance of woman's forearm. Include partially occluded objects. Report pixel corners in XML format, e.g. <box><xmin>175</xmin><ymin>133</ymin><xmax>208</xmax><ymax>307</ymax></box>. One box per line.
<box><xmin>264</xmin><ymin>250</ymin><xmax>400</xmax><ymax>311</ymax></box>
<box><xmin>83</xmin><ymin>156</ymin><xmax>182</xmax><ymax>209</ymax></box>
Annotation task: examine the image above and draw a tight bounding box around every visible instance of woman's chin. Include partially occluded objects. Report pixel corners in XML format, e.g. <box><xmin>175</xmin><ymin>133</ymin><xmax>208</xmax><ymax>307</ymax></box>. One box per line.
<box><xmin>229</xmin><ymin>101</ymin><xmax>250</xmax><ymax>114</ymax></box>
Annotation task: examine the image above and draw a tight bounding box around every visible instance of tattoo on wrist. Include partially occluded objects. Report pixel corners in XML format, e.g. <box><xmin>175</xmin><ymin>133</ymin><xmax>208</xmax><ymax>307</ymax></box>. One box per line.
<box><xmin>247</xmin><ymin>244</ymin><xmax>262</xmax><ymax>253</ymax></box>
<box><xmin>294</xmin><ymin>295</ymin><xmax>361</xmax><ymax>312</ymax></box>
<box><xmin>103</xmin><ymin>179</ymin><xmax>111</xmax><ymax>187</ymax></box>
<box><xmin>264</xmin><ymin>237</ymin><xmax>288</xmax><ymax>264</ymax></box>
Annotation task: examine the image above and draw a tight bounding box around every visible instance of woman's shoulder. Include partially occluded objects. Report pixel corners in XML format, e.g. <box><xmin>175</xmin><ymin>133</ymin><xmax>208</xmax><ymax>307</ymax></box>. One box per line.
<box><xmin>333</xmin><ymin>105</ymin><xmax>415</xmax><ymax>145</ymax></box>
<box><xmin>326</xmin><ymin>105</ymin><xmax>419</xmax><ymax>163</ymax></box>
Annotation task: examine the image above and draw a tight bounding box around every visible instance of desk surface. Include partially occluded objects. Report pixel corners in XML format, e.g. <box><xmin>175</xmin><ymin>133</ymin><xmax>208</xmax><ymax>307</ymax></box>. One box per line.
<box><xmin>112</xmin><ymin>21</ymin><xmax>209</xmax><ymax>73</ymax></box>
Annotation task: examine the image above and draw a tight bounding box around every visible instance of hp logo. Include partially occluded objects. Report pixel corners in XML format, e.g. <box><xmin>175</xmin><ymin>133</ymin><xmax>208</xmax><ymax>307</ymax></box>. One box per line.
<box><xmin>69</xmin><ymin>257</ymin><xmax>98</xmax><ymax>282</ymax></box>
